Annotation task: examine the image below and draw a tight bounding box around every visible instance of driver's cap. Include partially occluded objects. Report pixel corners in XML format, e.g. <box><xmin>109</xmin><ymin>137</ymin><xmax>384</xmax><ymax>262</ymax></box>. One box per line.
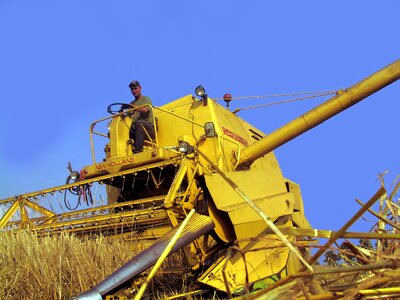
<box><xmin>129</xmin><ymin>80</ymin><xmax>141</xmax><ymax>88</ymax></box>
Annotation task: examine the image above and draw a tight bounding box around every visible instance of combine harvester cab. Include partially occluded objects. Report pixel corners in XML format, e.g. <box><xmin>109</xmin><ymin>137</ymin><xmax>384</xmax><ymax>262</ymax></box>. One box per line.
<box><xmin>1</xmin><ymin>60</ymin><xmax>400</xmax><ymax>299</ymax></box>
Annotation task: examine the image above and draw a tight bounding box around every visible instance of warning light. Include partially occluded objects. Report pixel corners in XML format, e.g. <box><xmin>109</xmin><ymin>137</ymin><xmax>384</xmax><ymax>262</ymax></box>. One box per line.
<box><xmin>223</xmin><ymin>93</ymin><xmax>232</xmax><ymax>109</ymax></box>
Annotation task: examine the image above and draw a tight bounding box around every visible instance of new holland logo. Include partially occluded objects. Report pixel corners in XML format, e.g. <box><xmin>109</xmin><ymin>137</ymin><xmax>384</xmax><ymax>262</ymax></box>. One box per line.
<box><xmin>95</xmin><ymin>157</ymin><xmax>135</xmax><ymax>171</ymax></box>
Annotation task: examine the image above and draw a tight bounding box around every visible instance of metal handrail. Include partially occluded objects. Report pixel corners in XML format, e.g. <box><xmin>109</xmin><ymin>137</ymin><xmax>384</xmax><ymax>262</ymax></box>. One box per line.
<box><xmin>89</xmin><ymin>105</ymin><xmax>158</xmax><ymax>164</ymax></box>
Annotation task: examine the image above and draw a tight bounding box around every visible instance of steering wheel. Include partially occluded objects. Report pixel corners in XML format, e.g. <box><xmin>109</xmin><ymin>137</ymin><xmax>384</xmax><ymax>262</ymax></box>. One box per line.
<box><xmin>107</xmin><ymin>103</ymin><xmax>132</xmax><ymax>115</ymax></box>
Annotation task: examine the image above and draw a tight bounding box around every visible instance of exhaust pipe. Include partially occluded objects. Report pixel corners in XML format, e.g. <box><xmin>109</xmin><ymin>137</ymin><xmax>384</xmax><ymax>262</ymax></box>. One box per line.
<box><xmin>73</xmin><ymin>212</ymin><xmax>214</xmax><ymax>299</ymax></box>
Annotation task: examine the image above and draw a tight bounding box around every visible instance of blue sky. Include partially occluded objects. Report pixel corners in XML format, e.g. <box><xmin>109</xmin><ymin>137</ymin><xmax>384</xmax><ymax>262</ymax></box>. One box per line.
<box><xmin>1</xmin><ymin>1</ymin><xmax>399</xmax><ymax>233</ymax></box>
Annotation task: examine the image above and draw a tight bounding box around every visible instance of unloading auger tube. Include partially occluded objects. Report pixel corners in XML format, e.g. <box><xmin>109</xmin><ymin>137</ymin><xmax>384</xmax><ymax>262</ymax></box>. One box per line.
<box><xmin>235</xmin><ymin>59</ymin><xmax>400</xmax><ymax>168</ymax></box>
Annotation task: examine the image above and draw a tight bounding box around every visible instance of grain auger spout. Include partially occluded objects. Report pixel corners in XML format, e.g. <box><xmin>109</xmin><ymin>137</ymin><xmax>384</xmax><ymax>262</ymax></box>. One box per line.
<box><xmin>235</xmin><ymin>59</ymin><xmax>400</xmax><ymax>168</ymax></box>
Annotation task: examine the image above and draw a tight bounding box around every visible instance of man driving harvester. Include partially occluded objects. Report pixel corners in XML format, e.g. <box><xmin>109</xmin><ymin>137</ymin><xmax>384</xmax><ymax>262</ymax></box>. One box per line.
<box><xmin>128</xmin><ymin>80</ymin><xmax>155</xmax><ymax>153</ymax></box>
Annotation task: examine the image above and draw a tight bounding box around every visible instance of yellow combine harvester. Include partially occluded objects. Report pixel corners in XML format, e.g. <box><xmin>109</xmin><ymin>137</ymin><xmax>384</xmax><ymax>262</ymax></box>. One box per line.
<box><xmin>1</xmin><ymin>60</ymin><xmax>399</xmax><ymax>299</ymax></box>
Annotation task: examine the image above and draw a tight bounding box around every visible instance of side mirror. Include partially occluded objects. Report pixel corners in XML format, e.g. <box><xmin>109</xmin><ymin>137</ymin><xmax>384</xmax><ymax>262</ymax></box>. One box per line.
<box><xmin>204</xmin><ymin>122</ymin><xmax>216</xmax><ymax>138</ymax></box>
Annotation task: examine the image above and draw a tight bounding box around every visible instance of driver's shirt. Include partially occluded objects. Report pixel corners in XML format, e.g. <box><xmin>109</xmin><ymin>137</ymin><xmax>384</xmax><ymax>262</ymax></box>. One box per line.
<box><xmin>130</xmin><ymin>95</ymin><xmax>153</xmax><ymax>124</ymax></box>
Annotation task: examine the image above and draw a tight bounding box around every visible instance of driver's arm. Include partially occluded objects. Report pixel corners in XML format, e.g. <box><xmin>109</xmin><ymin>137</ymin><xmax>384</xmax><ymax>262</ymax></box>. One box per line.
<box><xmin>129</xmin><ymin>104</ymin><xmax>149</xmax><ymax>114</ymax></box>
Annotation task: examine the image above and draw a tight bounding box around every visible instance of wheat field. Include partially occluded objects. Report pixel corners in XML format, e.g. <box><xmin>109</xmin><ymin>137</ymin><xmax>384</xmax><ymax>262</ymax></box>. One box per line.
<box><xmin>0</xmin><ymin>231</ymin><xmax>191</xmax><ymax>300</ymax></box>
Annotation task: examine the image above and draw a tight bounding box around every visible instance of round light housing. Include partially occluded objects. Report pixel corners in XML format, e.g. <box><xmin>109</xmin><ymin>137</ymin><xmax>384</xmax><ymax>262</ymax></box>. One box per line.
<box><xmin>178</xmin><ymin>141</ymin><xmax>189</xmax><ymax>153</ymax></box>
<box><xmin>70</xmin><ymin>171</ymin><xmax>80</xmax><ymax>181</ymax></box>
<box><xmin>195</xmin><ymin>85</ymin><xmax>206</xmax><ymax>97</ymax></box>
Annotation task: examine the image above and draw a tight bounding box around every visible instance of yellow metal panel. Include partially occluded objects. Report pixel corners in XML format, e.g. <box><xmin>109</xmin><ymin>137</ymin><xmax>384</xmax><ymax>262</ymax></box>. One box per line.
<box><xmin>209</xmin><ymin>98</ymin><xmax>284</xmax><ymax>173</ymax></box>
<box><xmin>205</xmin><ymin>170</ymin><xmax>287</xmax><ymax>209</ymax></box>
<box><xmin>205</xmin><ymin>170</ymin><xmax>297</xmax><ymax>241</ymax></box>
<box><xmin>83</xmin><ymin>147</ymin><xmax>173</xmax><ymax>177</ymax></box>
<box><xmin>292</xmin><ymin>211</ymin><xmax>312</xmax><ymax>229</ymax></box>
<box><xmin>157</xmin><ymin>95</ymin><xmax>221</xmax><ymax>170</ymax></box>
<box><xmin>109</xmin><ymin>116</ymin><xmax>132</xmax><ymax>158</ymax></box>
<box><xmin>233</xmin><ymin>220</ymin><xmax>272</xmax><ymax>241</ymax></box>
<box><xmin>225</xmin><ymin>193</ymin><xmax>294</xmax><ymax>222</ymax></box>
<box><xmin>198</xmin><ymin>236</ymin><xmax>291</xmax><ymax>292</ymax></box>
<box><xmin>226</xmin><ymin>193</ymin><xmax>295</xmax><ymax>240</ymax></box>
<box><xmin>207</xmin><ymin>199</ymin><xmax>236</xmax><ymax>243</ymax></box>
<box><xmin>285</xmin><ymin>180</ymin><xmax>304</xmax><ymax>212</ymax></box>
<box><xmin>157</xmin><ymin>95</ymin><xmax>206</xmax><ymax>147</ymax></box>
